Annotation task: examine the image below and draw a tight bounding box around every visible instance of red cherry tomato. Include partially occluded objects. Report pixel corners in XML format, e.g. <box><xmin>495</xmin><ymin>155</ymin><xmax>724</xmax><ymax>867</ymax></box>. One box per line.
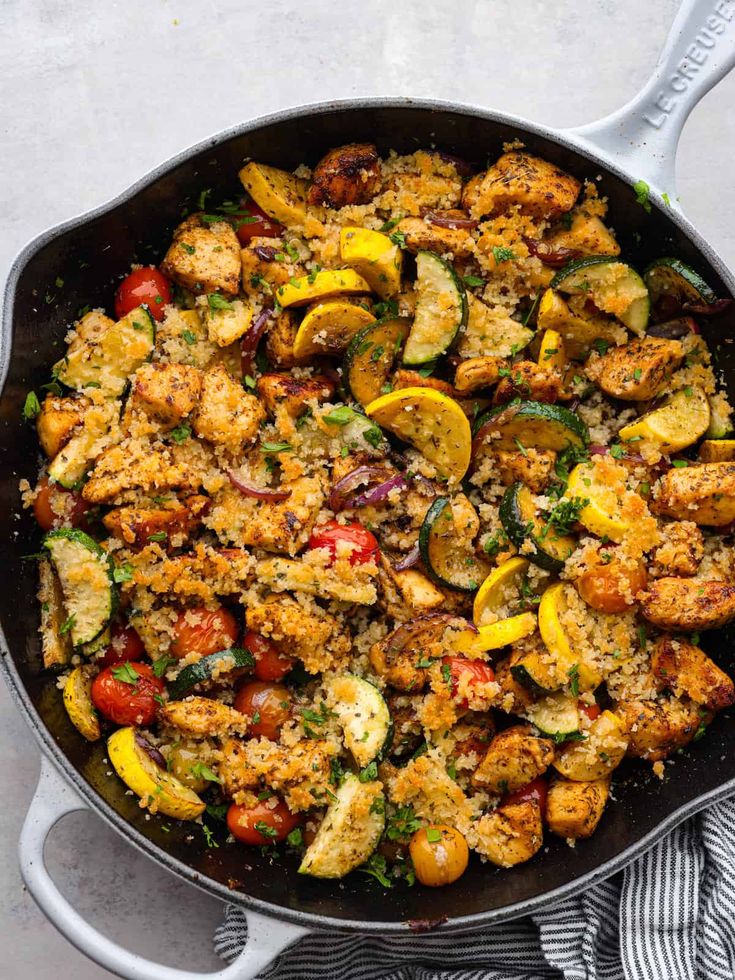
<box><xmin>33</xmin><ymin>479</ymin><xmax>91</xmax><ymax>531</ymax></box>
<box><xmin>580</xmin><ymin>702</ymin><xmax>602</xmax><ymax>721</ymax></box>
<box><xmin>114</xmin><ymin>267</ymin><xmax>172</xmax><ymax>322</ymax></box>
<box><xmin>443</xmin><ymin>656</ymin><xmax>495</xmax><ymax>709</ymax></box>
<box><xmin>100</xmin><ymin>622</ymin><xmax>146</xmax><ymax>668</ymax></box>
<box><xmin>170</xmin><ymin>606</ymin><xmax>239</xmax><ymax>659</ymax></box>
<box><xmin>233</xmin><ymin>681</ymin><xmax>292</xmax><ymax>740</ymax></box>
<box><xmin>227</xmin><ymin>798</ymin><xmax>300</xmax><ymax>845</ymax></box>
<box><xmin>504</xmin><ymin>776</ymin><xmax>548</xmax><ymax>816</ymax></box>
<box><xmin>243</xmin><ymin>630</ymin><xmax>295</xmax><ymax>682</ymax></box>
<box><xmin>307</xmin><ymin>520</ymin><xmax>379</xmax><ymax>566</ymax></box>
<box><xmin>91</xmin><ymin>662</ymin><xmax>164</xmax><ymax>727</ymax></box>
<box><xmin>231</xmin><ymin>199</ymin><xmax>284</xmax><ymax>245</ymax></box>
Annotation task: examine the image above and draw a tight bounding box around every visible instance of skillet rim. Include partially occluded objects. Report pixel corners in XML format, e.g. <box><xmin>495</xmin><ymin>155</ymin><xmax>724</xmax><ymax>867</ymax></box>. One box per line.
<box><xmin>2</xmin><ymin>95</ymin><xmax>735</xmax><ymax>934</ymax></box>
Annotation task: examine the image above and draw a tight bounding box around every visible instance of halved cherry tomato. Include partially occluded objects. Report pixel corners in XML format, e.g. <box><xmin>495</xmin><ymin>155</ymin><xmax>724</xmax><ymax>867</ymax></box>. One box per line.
<box><xmin>233</xmin><ymin>681</ymin><xmax>292</xmax><ymax>740</ymax></box>
<box><xmin>307</xmin><ymin>520</ymin><xmax>379</xmax><ymax>566</ymax></box>
<box><xmin>100</xmin><ymin>622</ymin><xmax>146</xmax><ymax>668</ymax></box>
<box><xmin>114</xmin><ymin>267</ymin><xmax>172</xmax><ymax>322</ymax></box>
<box><xmin>91</xmin><ymin>662</ymin><xmax>164</xmax><ymax>727</ymax></box>
<box><xmin>243</xmin><ymin>630</ymin><xmax>295</xmax><ymax>682</ymax></box>
<box><xmin>580</xmin><ymin>702</ymin><xmax>602</xmax><ymax>721</ymax></box>
<box><xmin>227</xmin><ymin>798</ymin><xmax>300</xmax><ymax>845</ymax></box>
<box><xmin>504</xmin><ymin>776</ymin><xmax>548</xmax><ymax>816</ymax></box>
<box><xmin>170</xmin><ymin>606</ymin><xmax>239</xmax><ymax>659</ymax></box>
<box><xmin>443</xmin><ymin>656</ymin><xmax>496</xmax><ymax>709</ymax></box>
<box><xmin>231</xmin><ymin>199</ymin><xmax>284</xmax><ymax>245</ymax></box>
<box><xmin>33</xmin><ymin>478</ymin><xmax>91</xmax><ymax>531</ymax></box>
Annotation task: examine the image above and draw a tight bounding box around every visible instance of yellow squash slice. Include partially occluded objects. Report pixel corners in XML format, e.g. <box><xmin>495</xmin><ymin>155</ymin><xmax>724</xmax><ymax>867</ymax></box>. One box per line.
<box><xmin>276</xmin><ymin>269</ymin><xmax>372</xmax><ymax>309</ymax></box>
<box><xmin>536</xmin><ymin>328</ymin><xmax>566</xmax><ymax>373</ymax></box>
<box><xmin>566</xmin><ymin>460</ymin><xmax>631</xmax><ymax>543</ymax></box>
<box><xmin>472</xmin><ymin>556</ymin><xmax>529</xmax><ymax>627</ymax></box>
<box><xmin>538</xmin><ymin>583</ymin><xmax>602</xmax><ymax>691</ymax></box>
<box><xmin>699</xmin><ymin>439</ymin><xmax>735</xmax><ymax>463</ymax></box>
<box><xmin>293</xmin><ymin>300</ymin><xmax>375</xmax><ymax>358</ymax></box>
<box><xmin>238</xmin><ymin>162</ymin><xmax>309</xmax><ymax>226</ymax></box>
<box><xmin>339</xmin><ymin>227</ymin><xmax>403</xmax><ymax>298</ymax></box>
<box><xmin>618</xmin><ymin>384</ymin><xmax>710</xmax><ymax>452</ymax></box>
<box><xmin>454</xmin><ymin>613</ymin><xmax>537</xmax><ymax>654</ymax></box>
<box><xmin>63</xmin><ymin>666</ymin><xmax>101</xmax><ymax>741</ymax></box>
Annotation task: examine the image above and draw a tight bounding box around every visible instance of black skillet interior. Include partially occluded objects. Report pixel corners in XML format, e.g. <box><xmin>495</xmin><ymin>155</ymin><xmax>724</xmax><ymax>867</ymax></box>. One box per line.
<box><xmin>2</xmin><ymin>103</ymin><xmax>734</xmax><ymax>930</ymax></box>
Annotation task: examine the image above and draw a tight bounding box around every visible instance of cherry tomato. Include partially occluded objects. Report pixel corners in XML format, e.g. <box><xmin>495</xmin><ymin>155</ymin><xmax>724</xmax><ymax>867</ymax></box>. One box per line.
<box><xmin>114</xmin><ymin>267</ymin><xmax>172</xmax><ymax>322</ymax></box>
<box><xmin>33</xmin><ymin>478</ymin><xmax>91</xmax><ymax>531</ymax></box>
<box><xmin>170</xmin><ymin>606</ymin><xmax>239</xmax><ymax>659</ymax></box>
<box><xmin>91</xmin><ymin>662</ymin><xmax>164</xmax><ymax>727</ymax></box>
<box><xmin>580</xmin><ymin>702</ymin><xmax>601</xmax><ymax>722</ymax></box>
<box><xmin>576</xmin><ymin>558</ymin><xmax>648</xmax><ymax>614</ymax></box>
<box><xmin>243</xmin><ymin>630</ymin><xmax>295</xmax><ymax>682</ymax></box>
<box><xmin>504</xmin><ymin>776</ymin><xmax>548</xmax><ymax>816</ymax></box>
<box><xmin>233</xmin><ymin>681</ymin><xmax>292</xmax><ymax>740</ymax></box>
<box><xmin>307</xmin><ymin>520</ymin><xmax>379</xmax><ymax>566</ymax></box>
<box><xmin>231</xmin><ymin>199</ymin><xmax>284</xmax><ymax>245</ymax></box>
<box><xmin>443</xmin><ymin>656</ymin><xmax>496</xmax><ymax>709</ymax></box>
<box><xmin>227</xmin><ymin>798</ymin><xmax>300</xmax><ymax>845</ymax></box>
<box><xmin>100</xmin><ymin>622</ymin><xmax>146</xmax><ymax>668</ymax></box>
<box><xmin>409</xmin><ymin>825</ymin><xmax>469</xmax><ymax>887</ymax></box>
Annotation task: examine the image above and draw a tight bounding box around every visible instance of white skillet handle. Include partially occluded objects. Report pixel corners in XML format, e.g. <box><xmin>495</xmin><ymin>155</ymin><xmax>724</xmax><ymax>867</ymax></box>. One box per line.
<box><xmin>566</xmin><ymin>0</ymin><xmax>735</xmax><ymax>199</ymax></box>
<box><xmin>19</xmin><ymin>757</ymin><xmax>308</xmax><ymax>980</ymax></box>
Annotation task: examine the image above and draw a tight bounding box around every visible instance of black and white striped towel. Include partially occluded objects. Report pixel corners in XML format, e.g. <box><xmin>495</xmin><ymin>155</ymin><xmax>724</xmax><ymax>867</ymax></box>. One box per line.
<box><xmin>214</xmin><ymin>797</ymin><xmax>735</xmax><ymax>979</ymax></box>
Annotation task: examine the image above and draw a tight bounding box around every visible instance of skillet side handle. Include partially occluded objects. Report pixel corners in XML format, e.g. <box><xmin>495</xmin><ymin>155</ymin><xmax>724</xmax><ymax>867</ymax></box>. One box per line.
<box><xmin>19</xmin><ymin>757</ymin><xmax>308</xmax><ymax>980</ymax></box>
<box><xmin>565</xmin><ymin>0</ymin><xmax>735</xmax><ymax>199</ymax></box>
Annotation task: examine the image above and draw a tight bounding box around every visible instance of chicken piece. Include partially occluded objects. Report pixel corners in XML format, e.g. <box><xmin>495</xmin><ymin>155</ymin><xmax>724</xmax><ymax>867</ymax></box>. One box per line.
<box><xmin>192</xmin><ymin>364</ymin><xmax>264</xmax><ymax>454</ymax></box>
<box><xmin>614</xmin><ymin>696</ymin><xmax>711</xmax><ymax>761</ymax></box>
<box><xmin>638</xmin><ymin>578</ymin><xmax>735</xmax><ymax>631</ymax></box>
<box><xmin>585</xmin><ymin>337</ymin><xmax>683</xmax><ymax>401</ymax></box>
<box><xmin>219</xmin><ymin>737</ymin><xmax>258</xmax><ymax>797</ymax></box>
<box><xmin>652</xmin><ymin>635</ymin><xmax>735</xmax><ymax>711</ymax></box>
<box><xmin>472</xmin><ymin>725</ymin><xmax>554</xmax><ymax>793</ymax></box>
<box><xmin>369</xmin><ymin>615</ymin><xmax>462</xmax><ymax>692</ymax></box>
<box><xmin>231</xmin><ymin>737</ymin><xmax>337</xmax><ymax>812</ymax></box>
<box><xmin>457</xmin><ymin>294</ymin><xmax>534</xmax><ymax>359</ymax></box>
<box><xmin>82</xmin><ymin>439</ymin><xmax>197</xmax><ymax>504</ymax></box>
<box><xmin>651</xmin><ymin>463</ymin><xmax>735</xmax><ymax>527</ymax></box>
<box><xmin>264</xmin><ymin>310</ymin><xmax>306</xmax><ymax>369</ymax></box>
<box><xmin>161</xmin><ymin>214</ymin><xmax>241</xmax><ymax>295</ymax></box>
<box><xmin>492</xmin><ymin>447</ymin><xmax>557</xmax><ymax>493</ymax></box>
<box><xmin>201</xmin><ymin>297</ymin><xmax>254</xmax><ymax>348</ymax></box>
<box><xmin>553</xmin><ymin>710</ymin><xmax>629</xmax><ymax>781</ymax></box>
<box><xmin>378</xmin><ymin>556</ymin><xmax>445</xmax><ymax>618</ymax></box>
<box><xmin>131</xmin><ymin>545</ymin><xmax>253</xmax><ymax>605</ymax></box>
<box><xmin>454</xmin><ymin>357</ymin><xmax>503</xmax><ymax>395</ymax></box>
<box><xmin>205</xmin><ymin>476</ymin><xmax>324</xmax><ymax>555</ymax></box>
<box><xmin>240</xmin><ymin>240</ymin><xmax>305</xmax><ymax>300</ymax></box>
<box><xmin>131</xmin><ymin>362</ymin><xmax>202</xmax><ymax>427</ymax></box>
<box><xmin>649</xmin><ymin>521</ymin><xmax>704</xmax><ymax>577</ymax></box>
<box><xmin>493</xmin><ymin>361</ymin><xmax>561</xmax><ymax>405</ymax></box>
<box><xmin>103</xmin><ymin>494</ymin><xmax>209</xmax><ymax>548</ymax></box>
<box><xmin>469</xmin><ymin>152</ymin><xmax>581</xmax><ymax>221</ymax></box>
<box><xmin>394</xmin><ymin>214</ymin><xmax>474</xmax><ymax>258</ymax></box>
<box><xmin>160</xmin><ymin>696</ymin><xmax>247</xmax><ymax>738</ymax></box>
<box><xmin>546</xmin><ymin>777</ymin><xmax>610</xmax><ymax>839</ymax></box>
<box><xmin>37</xmin><ymin>394</ymin><xmax>88</xmax><ymax>459</ymax></box>
<box><xmin>307</xmin><ymin>143</ymin><xmax>381</xmax><ymax>207</ymax></box>
<box><xmin>494</xmin><ymin>653</ymin><xmax>534</xmax><ymax>715</ymax></box>
<box><xmin>256</xmin><ymin>373</ymin><xmax>334</xmax><ymax>420</ymax></box>
<box><xmin>543</xmin><ymin>211</ymin><xmax>621</xmax><ymax>257</ymax></box>
<box><xmin>473</xmin><ymin>800</ymin><xmax>544</xmax><ymax>867</ymax></box>
<box><xmin>392</xmin><ymin>370</ymin><xmax>457</xmax><ymax>396</ymax></box>
<box><xmin>246</xmin><ymin>594</ymin><xmax>350</xmax><ymax>674</ymax></box>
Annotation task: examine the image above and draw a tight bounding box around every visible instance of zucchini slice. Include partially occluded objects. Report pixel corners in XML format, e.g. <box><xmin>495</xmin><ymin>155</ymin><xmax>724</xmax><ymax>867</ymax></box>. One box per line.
<box><xmin>473</xmin><ymin>400</ymin><xmax>588</xmax><ymax>454</ymax></box>
<box><xmin>419</xmin><ymin>496</ymin><xmax>487</xmax><ymax>592</ymax></box>
<box><xmin>344</xmin><ymin>316</ymin><xmax>411</xmax><ymax>407</ymax></box>
<box><xmin>324</xmin><ymin>674</ymin><xmax>393</xmax><ymax>767</ymax></box>
<box><xmin>403</xmin><ymin>251</ymin><xmax>467</xmax><ymax>365</ymax></box>
<box><xmin>499</xmin><ymin>482</ymin><xmax>575</xmax><ymax>573</ymax></box>
<box><xmin>63</xmin><ymin>665</ymin><xmax>101</xmax><ymax>741</ymax></box>
<box><xmin>551</xmin><ymin>256</ymin><xmax>650</xmax><ymax>333</ymax></box>
<box><xmin>617</xmin><ymin>383</ymin><xmax>710</xmax><ymax>453</ymax></box>
<box><xmin>38</xmin><ymin>560</ymin><xmax>73</xmax><ymax>670</ymax></box>
<box><xmin>298</xmin><ymin>773</ymin><xmax>385</xmax><ymax>879</ymax></box>
<box><xmin>55</xmin><ymin>305</ymin><xmax>155</xmax><ymax>397</ymax></box>
<box><xmin>525</xmin><ymin>692</ymin><xmax>582</xmax><ymax>742</ymax></box>
<box><xmin>168</xmin><ymin>648</ymin><xmax>255</xmax><ymax>700</ymax></box>
<box><xmin>43</xmin><ymin>529</ymin><xmax>114</xmax><ymax>647</ymax></box>
<box><xmin>47</xmin><ymin>401</ymin><xmax>116</xmax><ymax>489</ymax></box>
<box><xmin>643</xmin><ymin>257</ymin><xmax>717</xmax><ymax>322</ymax></box>
<box><xmin>511</xmin><ymin>649</ymin><xmax>562</xmax><ymax>695</ymax></box>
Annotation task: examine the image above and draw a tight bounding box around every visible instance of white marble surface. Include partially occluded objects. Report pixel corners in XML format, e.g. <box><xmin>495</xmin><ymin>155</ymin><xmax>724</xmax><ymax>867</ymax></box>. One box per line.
<box><xmin>2</xmin><ymin>0</ymin><xmax>735</xmax><ymax>976</ymax></box>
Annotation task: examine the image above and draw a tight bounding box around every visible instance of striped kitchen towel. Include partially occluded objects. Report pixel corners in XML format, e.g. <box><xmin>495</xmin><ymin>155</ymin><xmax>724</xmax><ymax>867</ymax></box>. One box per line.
<box><xmin>214</xmin><ymin>796</ymin><xmax>735</xmax><ymax>979</ymax></box>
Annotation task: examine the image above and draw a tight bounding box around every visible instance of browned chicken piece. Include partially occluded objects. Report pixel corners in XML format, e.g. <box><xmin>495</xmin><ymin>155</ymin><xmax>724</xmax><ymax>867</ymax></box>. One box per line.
<box><xmin>699</xmin><ymin>440</ymin><xmax>735</xmax><ymax>463</ymax></box>
<box><xmin>103</xmin><ymin>494</ymin><xmax>209</xmax><ymax>548</ymax></box>
<box><xmin>638</xmin><ymin>578</ymin><xmax>735</xmax><ymax>631</ymax></box>
<box><xmin>193</xmin><ymin>363</ymin><xmax>265</xmax><ymax>454</ymax></box>
<box><xmin>454</xmin><ymin>357</ymin><xmax>503</xmax><ymax>394</ymax></box>
<box><xmin>265</xmin><ymin>310</ymin><xmax>307</xmax><ymax>369</ymax></box>
<box><xmin>585</xmin><ymin>337</ymin><xmax>683</xmax><ymax>401</ymax></box>
<box><xmin>614</xmin><ymin>697</ymin><xmax>711</xmax><ymax>760</ymax></box>
<box><xmin>473</xmin><ymin>800</ymin><xmax>544</xmax><ymax>867</ymax></box>
<box><xmin>131</xmin><ymin>362</ymin><xmax>202</xmax><ymax>427</ymax></box>
<box><xmin>649</xmin><ymin>521</ymin><xmax>704</xmax><ymax>577</ymax></box>
<box><xmin>230</xmin><ymin>737</ymin><xmax>337</xmax><ymax>813</ymax></box>
<box><xmin>651</xmin><ymin>636</ymin><xmax>735</xmax><ymax>711</ymax></box>
<box><xmin>469</xmin><ymin>152</ymin><xmax>581</xmax><ymax>221</ymax></box>
<box><xmin>219</xmin><ymin>737</ymin><xmax>258</xmax><ymax>797</ymax></box>
<box><xmin>461</xmin><ymin>173</ymin><xmax>484</xmax><ymax>213</ymax></box>
<box><xmin>493</xmin><ymin>448</ymin><xmax>558</xmax><ymax>493</ymax></box>
<box><xmin>369</xmin><ymin>615</ymin><xmax>464</xmax><ymax>693</ymax></box>
<box><xmin>161</xmin><ymin>214</ymin><xmax>241</xmax><ymax>295</ymax></box>
<box><xmin>131</xmin><ymin>545</ymin><xmax>253</xmax><ymax>605</ymax></box>
<box><xmin>542</xmin><ymin>211</ymin><xmax>621</xmax><ymax>257</ymax></box>
<box><xmin>472</xmin><ymin>724</ymin><xmax>554</xmax><ymax>793</ymax></box>
<box><xmin>493</xmin><ymin>361</ymin><xmax>562</xmax><ymax>405</ymax></box>
<box><xmin>36</xmin><ymin>394</ymin><xmax>88</xmax><ymax>459</ymax></box>
<box><xmin>160</xmin><ymin>696</ymin><xmax>247</xmax><ymax>738</ymax></box>
<box><xmin>392</xmin><ymin>369</ymin><xmax>457</xmax><ymax>396</ymax></box>
<box><xmin>379</xmin><ymin>556</ymin><xmax>445</xmax><ymax>619</ymax></box>
<box><xmin>546</xmin><ymin>777</ymin><xmax>610</xmax><ymax>839</ymax></box>
<box><xmin>240</xmin><ymin>238</ymin><xmax>304</xmax><ymax>297</ymax></box>
<box><xmin>82</xmin><ymin>440</ymin><xmax>198</xmax><ymax>504</ymax></box>
<box><xmin>394</xmin><ymin>214</ymin><xmax>474</xmax><ymax>258</ymax></box>
<box><xmin>256</xmin><ymin>373</ymin><xmax>335</xmax><ymax>419</ymax></box>
<box><xmin>307</xmin><ymin>143</ymin><xmax>381</xmax><ymax>207</ymax></box>
<box><xmin>651</xmin><ymin>463</ymin><xmax>735</xmax><ymax>527</ymax></box>
<box><xmin>494</xmin><ymin>654</ymin><xmax>535</xmax><ymax>715</ymax></box>
<box><xmin>246</xmin><ymin>594</ymin><xmax>351</xmax><ymax>674</ymax></box>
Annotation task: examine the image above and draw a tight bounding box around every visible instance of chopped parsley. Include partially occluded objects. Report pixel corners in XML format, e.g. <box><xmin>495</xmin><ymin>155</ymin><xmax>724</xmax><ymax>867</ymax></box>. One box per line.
<box><xmin>322</xmin><ymin>406</ymin><xmax>356</xmax><ymax>426</ymax></box>
<box><xmin>389</xmin><ymin>230</ymin><xmax>408</xmax><ymax>249</ymax></box>
<box><xmin>260</xmin><ymin>441</ymin><xmax>292</xmax><ymax>454</ymax></box>
<box><xmin>463</xmin><ymin>275</ymin><xmax>485</xmax><ymax>288</ymax></box>
<box><xmin>169</xmin><ymin>422</ymin><xmax>191</xmax><ymax>444</ymax></box>
<box><xmin>148</xmin><ymin>531</ymin><xmax>168</xmax><ymax>543</ymax></box>
<box><xmin>633</xmin><ymin>179</ymin><xmax>652</xmax><ymax>213</ymax></box>
<box><xmin>425</xmin><ymin>827</ymin><xmax>442</xmax><ymax>843</ymax></box>
<box><xmin>202</xmin><ymin>824</ymin><xmax>219</xmax><ymax>848</ymax></box>
<box><xmin>207</xmin><ymin>292</ymin><xmax>233</xmax><ymax>312</ymax></box>
<box><xmin>23</xmin><ymin>391</ymin><xmax>41</xmax><ymax>421</ymax></box>
<box><xmin>152</xmin><ymin>655</ymin><xmax>175</xmax><ymax>678</ymax></box>
<box><xmin>286</xmin><ymin>827</ymin><xmax>303</xmax><ymax>847</ymax></box>
<box><xmin>359</xmin><ymin>760</ymin><xmax>378</xmax><ymax>782</ymax></box>
<box><xmin>180</xmin><ymin>243</ymin><xmax>196</xmax><ymax>255</ymax></box>
<box><xmin>113</xmin><ymin>564</ymin><xmax>134</xmax><ymax>584</ymax></box>
<box><xmin>492</xmin><ymin>245</ymin><xmax>516</xmax><ymax>263</ymax></box>
<box><xmin>359</xmin><ymin>852</ymin><xmax>392</xmax><ymax>888</ymax></box>
<box><xmin>206</xmin><ymin>803</ymin><xmax>228</xmax><ymax>822</ymax></box>
<box><xmin>181</xmin><ymin>329</ymin><xmax>197</xmax><ymax>344</ymax></box>
<box><xmin>671</xmin><ymin>459</ymin><xmax>689</xmax><ymax>468</ymax></box>
<box><xmin>59</xmin><ymin>614</ymin><xmax>76</xmax><ymax>636</ymax></box>
<box><xmin>111</xmin><ymin>663</ymin><xmax>140</xmax><ymax>685</ymax></box>
<box><xmin>254</xmin><ymin>821</ymin><xmax>278</xmax><ymax>839</ymax></box>
<box><xmin>567</xmin><ymin>663</ymin><xmax>580</xmax><ymax>697</ymax></box>
<box><xmin>189</xmin><ymin>762</ymin><xmax>222</xmax><ymax>784</ymax></box>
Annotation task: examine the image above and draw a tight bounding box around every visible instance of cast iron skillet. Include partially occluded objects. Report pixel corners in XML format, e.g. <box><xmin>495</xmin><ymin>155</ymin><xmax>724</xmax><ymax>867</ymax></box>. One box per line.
<box><xmin>3</xmin><ymin>2</ymin><xmax>735</xmax><ymax>977</ymax></box>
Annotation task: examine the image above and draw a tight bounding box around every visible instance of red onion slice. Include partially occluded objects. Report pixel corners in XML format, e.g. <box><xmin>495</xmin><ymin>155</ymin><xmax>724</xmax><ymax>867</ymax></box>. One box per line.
<box><xmin>393</xmin><ymin>543</ymin><xmax>420</xmax><ymax>571</ymax></box>
<box><xmin>253</xmin><ymin>245</ymin><xmax>279</xmax><ymax>262</ymax></box>
<box><xmin>351</xmin><ymin>473</ymin><xmax>407</xmax><ymax>508</ymax></box>
<box><xmin>422</xmin><ymin>208</ymin><xmax>479</xmax><ymax>230</ymax></box>
<box><xmin>682</xmin><ymin>298</ymin><xmax>733</xmax><ymax>316</ymax></box>
<box><xmin>435</xmin><ymin>152</ymin><xmax>475</xmax><ymax>177</ymax></box>
<box><xmin>135</xmin><ymin>734</ymin><xmax>167</xmax><ymax>770</ymax></box>
<box><xmin>328</xmin><ymin>465</ymin><xmax>390</xmax><ymax>512</ymax></box>
<box><xmin>240</xmin><ymin>308</ymin><xmax>273</xmax><ymax>377</ymax></box>
<box><xmin>228</xmin><ymin>470</ymin><xmax>291</xmax><ymax>501</ymax></box>
<box><xmin>646</xmin><ymin>316</ymin><xmax>699</xmax><ymax>338</ymax></box>
<box><xmin>522</xmin><ymin>236</ymin><xmax>582</xmax><ymax>268</ymax></box>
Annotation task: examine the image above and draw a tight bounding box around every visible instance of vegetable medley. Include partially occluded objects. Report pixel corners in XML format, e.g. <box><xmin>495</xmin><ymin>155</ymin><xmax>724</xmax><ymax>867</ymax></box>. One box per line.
<box><xmin>24</xmin><ymin>140</ymin><xmax>735</xmax><ymax>889</ymax></box>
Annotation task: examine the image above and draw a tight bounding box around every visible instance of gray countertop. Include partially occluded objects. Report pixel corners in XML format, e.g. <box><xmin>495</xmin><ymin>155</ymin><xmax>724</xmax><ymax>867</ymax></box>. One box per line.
<box><xmin>2</xmin><ymin>0</ymin><xmax>735</xmax><ymax>975</ymax></box>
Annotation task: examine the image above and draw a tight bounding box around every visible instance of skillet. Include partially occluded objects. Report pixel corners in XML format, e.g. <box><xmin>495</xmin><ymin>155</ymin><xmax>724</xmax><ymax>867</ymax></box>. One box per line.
<box><xmin>3</xmin><ymin>1</ymin><xmax>735</xmax><ymax>976</ymax></box>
